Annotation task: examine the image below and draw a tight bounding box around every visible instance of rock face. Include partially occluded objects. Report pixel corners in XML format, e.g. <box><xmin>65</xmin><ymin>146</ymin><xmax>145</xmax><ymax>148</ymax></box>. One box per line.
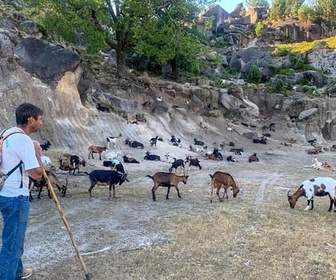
<box><xmin>2</xmin><ymin>31</ymin><xmax>336</xmax><ymax>150</ymax></box>
<box><xmin>271</xmin><ymin>20</ymin><xmax>334</xmax><ymax>42</ymax></box>
<box><xmin>14</xmin><ymin>37</ymin><xmax>81</xmax><ymax>87</ymax></box>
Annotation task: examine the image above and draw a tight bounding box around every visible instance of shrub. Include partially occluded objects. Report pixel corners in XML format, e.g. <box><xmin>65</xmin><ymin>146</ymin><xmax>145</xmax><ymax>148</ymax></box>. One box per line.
<box><xmin>247</xmin><ymin>64</ymin><xmax>262</xmax><ymax>84</ymax></box>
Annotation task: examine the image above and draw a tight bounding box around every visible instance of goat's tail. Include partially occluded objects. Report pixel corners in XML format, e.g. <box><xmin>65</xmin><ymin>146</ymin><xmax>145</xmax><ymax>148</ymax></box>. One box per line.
<box><xmin>146</xmin><ymin>175</ymin><xmax>154</xmax><ymax>180</ymax></box>
<box><xmin>83</xmin><ymin>171</ymin><xmax>90</xmax><ymax>176</ymax></box>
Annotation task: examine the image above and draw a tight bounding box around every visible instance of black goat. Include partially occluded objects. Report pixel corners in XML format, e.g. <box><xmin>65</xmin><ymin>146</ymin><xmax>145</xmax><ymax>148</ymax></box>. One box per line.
<box><xmin>103</xmin><ymin>159</ymin><xmax>125</xmax><ymax>174</ymax></box>
<box><xmin>40</xmin><ymin>140</ymin><xmax>51</xmax><ymax>151</ymax></box>
<box><xmin>227</xmin><ymin>155</ymin><xmax>237</xmax><ymax>162</ymax></box>
<box><xmin>171</xmin><ymin>135</ymin><xmax>181</xmax><ymax>144</ymax></box>
<box><xmin>150</xmin><ymin>136</ymin><xmax>159</xmax><ymax>147</ymax></box>
<box><xmin>84</xmin><ymin>170</ymin><xmax>129</xmax><ymax>199</ymax></box>
<box><xmin>194</xmin><ymin>138</ymin><xmax>204</xmax><ymax>146</ymax></box>
<box><xmin>144</xmin><ymin>151</ymin><xmax>161</xmax><ymax>161</ymax></box>
<box><xmin>67</xmin><ymin>155</ymin><xmax>86</xmax><ymax>174</ymax></box>
<box><xmin>308</xmin><ymin>138</ymin><xmax>317</xmax><ymax>146</ymax></box>
<box><xmin>253</xmin><ymin>137</ymin><xmax>267</xmax><ymax>144</ymax></box>
<box><xmin>125</xmin><ymin>138</ymin><xmax>144</xmax><ymax>149</ymax></box>
<box><xmin>185</xmin><ymin>156</ymin><xmax>202</xmax><ymax>170</ymax></box>
<box><xmin>29</xmin><ymin>170</ymin><xmax>67</xmax><ymax>201</ymax></box>
<box><xmin>96</xmin><ymin>103</ymin><xmax>110</xmax><ymax>113</ymax></box>
<box><xmin>169</xmin><ymin>159</ymin><xmax>185</xmax><ymax>174</ymax></box>
<box><xmin>229</xmin><ymin>148</ymin><xmax>244</xmax><ymax>155</ymax></box>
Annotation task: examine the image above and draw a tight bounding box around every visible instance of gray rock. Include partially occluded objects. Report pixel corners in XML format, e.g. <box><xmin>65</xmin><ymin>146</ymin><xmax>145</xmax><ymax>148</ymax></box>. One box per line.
<box><xmin>14</xmin><ymin>37</ymin><xmax>81</xmax><ymax>87</ymax></box>
<box><xmin>298</xmin><ymin>108</ymin><xmax>318</xmax><ymax>120</ymax></box>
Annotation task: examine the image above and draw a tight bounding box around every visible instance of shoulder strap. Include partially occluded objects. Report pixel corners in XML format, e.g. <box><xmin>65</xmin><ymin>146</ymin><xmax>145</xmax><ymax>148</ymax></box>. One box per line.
<box><xmin>5</xmin><ymin>160</ymin><xmax>23</xmax><ymax>177</ymax></box>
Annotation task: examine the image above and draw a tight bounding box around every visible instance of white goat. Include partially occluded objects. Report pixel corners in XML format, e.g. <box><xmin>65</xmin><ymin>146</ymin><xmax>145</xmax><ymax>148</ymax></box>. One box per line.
<box><xmin>310</xmin><ymin>158</ymin><xmax>322</xmax><ymax>169</ymax></box>
<box><xmin>106</xmin><ymin>133</ymin><xmax>122</xmax><ymax>149</ymax></box>
<box><xmin>287</xmin><ymin>177</ymin><xmax>336</xmax><ymax>211</ymax></box>
<box><xmin>41</xmin><ymin>155</ymin><xmax>52</xmax><ymax>166</ymax></box>
<box><xmin>104</xmin><ymin>150</ymin><xmax>123</xmax><ymax>160</ymax></box>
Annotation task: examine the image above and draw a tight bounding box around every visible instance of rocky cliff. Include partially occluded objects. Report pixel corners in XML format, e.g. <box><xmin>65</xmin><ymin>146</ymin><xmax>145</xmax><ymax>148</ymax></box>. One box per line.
<box><xmin>2</xmin><ymin>18</ymin><xmax>336</xmax><ymax>152</ymax></box>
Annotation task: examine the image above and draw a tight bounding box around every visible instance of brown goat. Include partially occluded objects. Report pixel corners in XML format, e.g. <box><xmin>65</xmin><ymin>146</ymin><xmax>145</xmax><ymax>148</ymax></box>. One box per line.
<box><xmin>88</xmin><ymin>145</ymin><xmax>107</xmax><ymax>160</ymax></box>
<box><xmin>248</xmin><ymin>153</ymin><xmax>259</xmax><ymax>163</ymax></box>
<box><xmin>146</xmin><ymin>172</ymin><xmax>189</xmax><ymax>201</ymax></box>
<box><xmin>209</xmin><ymin>171</ymin><xmax>240</xmax><ymax>203</ymax></box>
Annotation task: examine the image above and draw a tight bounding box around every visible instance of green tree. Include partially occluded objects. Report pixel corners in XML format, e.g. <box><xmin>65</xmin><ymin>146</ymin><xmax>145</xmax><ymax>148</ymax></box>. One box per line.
<box><xmin>298</xmin><ymin>5</ymin><xmax>315</xmax><ymax>23</ymax></box>
<box><xmin>24</xmin><ymin>0</ymin><xmax>212</xmax><ymax>78</ymax></box>
<box><xmin>313</xmin><ymin>0</ymin><xmax>336</xmax><ymax>27</ymax></box>
<box><xmin>269</xmin><ymin>0</ymin><xmax>286</xmax><ymax>20</ymax></box>
<box><xmin>132</xmin><ymin>0</ymin><xmax>209</xmax><ymax>78</ymax></box>
<box><xmin>255</xmin><ymin>22</ymin><xmax>264</xmax><ymax>37</ymax></box>
<box><xmin>245</xmin><ymin>0</ymin><xmax>269</xmax><ymax>8</ymax></box>
<box><xmin>269</xmin><ymin>0</ymin><xmax>304</xmax><ymax>20</ymax></box>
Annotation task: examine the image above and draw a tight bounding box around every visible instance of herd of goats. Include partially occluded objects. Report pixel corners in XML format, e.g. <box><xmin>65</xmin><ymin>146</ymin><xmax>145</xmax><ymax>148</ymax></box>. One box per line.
<box><xmin>31</xmin><ymin>129</ymin><xmax>336</xmax><ymax>213</ymax></box>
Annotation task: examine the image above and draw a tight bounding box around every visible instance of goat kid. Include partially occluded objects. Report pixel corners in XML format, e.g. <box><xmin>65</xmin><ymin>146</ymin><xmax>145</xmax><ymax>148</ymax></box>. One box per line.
<box><xmin>287</xmin><ymin>177</ymin><xmax>336</xmax><ymax>211</ymax></box>
<box><xmin>209</xmin><ymin>171</ymin><xmax>240</xmax><ymax>203</ymax></box>
<box><xmin>147</xmin><ymin>172</ymin><xmax>189</xmax><ymax>201</ymax></box>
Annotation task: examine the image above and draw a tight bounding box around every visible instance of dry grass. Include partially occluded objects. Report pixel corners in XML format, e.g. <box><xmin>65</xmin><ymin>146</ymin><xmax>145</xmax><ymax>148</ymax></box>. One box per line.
<box><xmin>31</xmin><ymin>153</ymin><xmax>336</xmax><ymax>280</ymax></box>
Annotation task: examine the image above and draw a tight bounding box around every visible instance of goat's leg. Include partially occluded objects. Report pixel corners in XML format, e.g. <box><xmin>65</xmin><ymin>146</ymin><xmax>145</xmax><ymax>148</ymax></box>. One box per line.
<box><xmin>37</xmin><ymin>187</ymin><xmax>43</xmax><ymax>199</ymax></box>
<box><xmin>166</xmin><ymin>187</ymin><xmax>171</xmax><ymax>200</ymax></box>
<box><xmin>175</xmin><ymin>186</ymin><xmax>181</xmax><ymax>199</ymax></box>
<box><xmin>152</xmin><ymin>185</ymin><xmax>159</xmax><ymax>201</ymax></box>
<box><xmin>210</xmin><ymin>185</ymin><xmax>214</xmax><ymax>203</ymax></box>
<box><xmin>328</xmin><ymin>195</ymin><xmax>333</xmax><ymax>212</ymax></box>
<box><xmin>108</xmin><ymin>184</ymin><xmax>116</xmax><ymax>200</ymax></box>
<box><xmin>304</xmin><ymin>199</ymin><xmax>313</xmax><ymax>211</ymax></box>
<box><xmin>88</xmin><ymin>184</ymin><xmax>95</xmax><ymax>198</ymax></box>
<box><xmin>29</xmin><ymin>191</ymin><xmax>33</xmax><ymax>202</ymax></box>
<box><xmin>99</xmin><ymin>153</ymin><xmax>102</xmax><ymax>160</ymax></box>
<box><xmin>217</xmin><ymin>188</ymin><xmax>223</xmax><ymax>202</ymax></box>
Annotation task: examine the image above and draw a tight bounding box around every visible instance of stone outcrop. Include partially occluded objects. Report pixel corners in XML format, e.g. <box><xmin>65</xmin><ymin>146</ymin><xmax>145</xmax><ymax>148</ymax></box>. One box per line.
<box><xmin>271</xmin><ymin>20</ymin><xmax>333</xmax><ymax>42</ymax></box>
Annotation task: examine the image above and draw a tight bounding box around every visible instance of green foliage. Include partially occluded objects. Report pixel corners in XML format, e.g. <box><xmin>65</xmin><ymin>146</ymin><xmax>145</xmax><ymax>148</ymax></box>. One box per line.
<box><xmin>271</xmin><ymin>79</ymin><xmax>285</xmax><ymax>93</ymax></box>
<box><xmin>298</xmin><ymin>5</ymin><xmax>315</xmax><ymax>23</ymax></box>
<box><xmin>269</xmin><ymin>0</ymin><xmax>304</xmax><ymax>21</ymax></box>
<box><xmin>255</xmin><ymin>22</ymin><xmax>264</xmax><ymax>37</ymax></box>
<box><xmin>277</xmin><ymin>68</ymin><xmax>295</xmax><ymax>75</ymax></box>
<box><xmin>247</xmin><ymin>64</ymin><xmax>262</xmax><ymax>84</ymax></box>
<box><xmin>204</xmin><ymin>16</ymin><xmax>215</xmax><ymax>31</ymax></box>
<box><xmin>246</xmin><ymin>0</ymin><xmax>270</xmax><ymax>8</ymax></box>
<box><xmin>314</xmin><ymin>0</ymin><xmax>336</xmax><ymax>27</ymax></box>
<box><xmin>23</xmin><ymin>0</ymin><xmax>109</xmax><ymax>54</ymax></box>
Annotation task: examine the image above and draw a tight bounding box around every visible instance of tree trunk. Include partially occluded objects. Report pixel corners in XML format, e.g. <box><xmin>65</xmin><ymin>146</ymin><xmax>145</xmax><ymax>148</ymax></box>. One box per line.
<box><xmin>116</xmin><ymin>30</ymin><xmax>127</xmax><ymax>78</ymax></box>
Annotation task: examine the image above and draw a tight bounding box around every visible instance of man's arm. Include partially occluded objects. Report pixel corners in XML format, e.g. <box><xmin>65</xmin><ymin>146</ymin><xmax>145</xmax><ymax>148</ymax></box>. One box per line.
<box><xmin>27</xmin><ymin>141</ymin><xmax>43</xmax><ymax>180</ymax></box>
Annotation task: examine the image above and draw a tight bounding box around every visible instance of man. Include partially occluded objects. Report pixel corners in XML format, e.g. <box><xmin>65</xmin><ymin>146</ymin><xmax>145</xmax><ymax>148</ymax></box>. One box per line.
<box><xmin>0</xmin><ymin>103</ymin><xmax>44</xmax><ymax>280</ymax></box>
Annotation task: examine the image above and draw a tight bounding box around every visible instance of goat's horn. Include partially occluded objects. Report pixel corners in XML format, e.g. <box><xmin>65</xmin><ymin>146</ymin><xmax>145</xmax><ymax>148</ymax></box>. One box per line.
<box><xmin>287</xmin><ymin>190</ymin><xmax>291</xmax><ymax>197</ymax></box>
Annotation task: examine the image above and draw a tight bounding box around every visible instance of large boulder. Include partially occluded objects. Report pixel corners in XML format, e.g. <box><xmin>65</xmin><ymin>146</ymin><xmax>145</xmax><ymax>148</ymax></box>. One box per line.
<box><xmin>14</xmin><ymin>37</ymin><xmax>81</xmax><ymax>87</ymax></box>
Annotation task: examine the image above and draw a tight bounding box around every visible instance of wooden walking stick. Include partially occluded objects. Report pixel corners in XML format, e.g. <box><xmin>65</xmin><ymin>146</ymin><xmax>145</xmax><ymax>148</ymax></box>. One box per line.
<box><xmin>42</xmin><ymin>169</ymin><xmax>91</xmax><ymax>280</ymax></box>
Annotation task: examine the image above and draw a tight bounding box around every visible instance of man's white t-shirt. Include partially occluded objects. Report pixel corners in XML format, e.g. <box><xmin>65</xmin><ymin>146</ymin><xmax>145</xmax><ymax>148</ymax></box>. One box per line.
<box><xmin>1</xmin><ymin>127</ymin><xmax>40</xmax><ymax>197</ymax></box>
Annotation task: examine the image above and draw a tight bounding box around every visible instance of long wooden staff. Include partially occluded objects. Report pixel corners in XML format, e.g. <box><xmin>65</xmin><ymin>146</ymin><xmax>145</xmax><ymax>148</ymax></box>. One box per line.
<box><xmin>42</xmin><ymin>169</ymin><xmax>91</xmax><ymax>280</ymax></box>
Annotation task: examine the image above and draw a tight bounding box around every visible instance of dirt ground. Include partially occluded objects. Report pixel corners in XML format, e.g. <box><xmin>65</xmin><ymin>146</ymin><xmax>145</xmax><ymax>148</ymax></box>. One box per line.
<box><xmin>4</xmin><ymin>120</ymin><xmax>336</xmax><ymax>280</ymax></box>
